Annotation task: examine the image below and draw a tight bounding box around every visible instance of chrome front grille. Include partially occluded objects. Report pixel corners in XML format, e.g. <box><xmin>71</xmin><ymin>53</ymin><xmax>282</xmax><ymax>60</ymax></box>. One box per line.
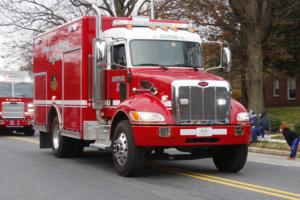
<box><xmin>172</xmin><ymin>80</ymin><xmax>230</xmax><ymax>124</ymax></box>
<box><xmin>2</xmin><ymin>102</ymin><xmax>24</xmax><ymax>119</ymax></box>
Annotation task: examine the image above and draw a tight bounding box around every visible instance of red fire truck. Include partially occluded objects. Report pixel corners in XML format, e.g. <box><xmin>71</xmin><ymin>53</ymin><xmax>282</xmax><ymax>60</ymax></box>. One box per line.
<box><xmin>33</xmin><ymin>5</ymin><xmax>250</xmax><ymax>176</ymax></box>
<box><xmin>0</xmin><ymin>71</ymin><xmax>34</xmax><ymax>136</ymax></box>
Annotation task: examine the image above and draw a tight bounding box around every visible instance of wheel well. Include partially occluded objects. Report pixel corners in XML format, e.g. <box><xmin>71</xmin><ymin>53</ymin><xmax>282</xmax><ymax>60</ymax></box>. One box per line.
<box><xmin>47</xmin><ymin>106</ymin><xmax>58</xmax><ymax>132</ymax></box>
<box><xmin>110</xmin><ymin>111</ymin><xmax>129</xmax><ymax>139</ymax></box>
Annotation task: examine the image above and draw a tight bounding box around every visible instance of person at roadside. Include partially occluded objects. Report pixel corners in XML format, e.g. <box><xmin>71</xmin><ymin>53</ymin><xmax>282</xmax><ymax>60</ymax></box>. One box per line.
<box><xmin>250</xmin><ymin>112</ymin><xmax>260</xmax><ymax>142</ymax></box>
<box><xmin>280</xmin><ymin>124</ymin><xmax>300</xmax><ymax>160</ymax></box>
<box><xmin>258</xmin><ymin>111</ymin><xmax>270</xmax><ymax>140</ymax></box>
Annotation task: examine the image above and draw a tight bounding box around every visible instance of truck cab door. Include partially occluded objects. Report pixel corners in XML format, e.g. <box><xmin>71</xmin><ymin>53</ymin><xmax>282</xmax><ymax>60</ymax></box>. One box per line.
<box><xmin>106</xmin><ymin>42</ymin><xmax>129</xmax><ymax>106</ymax></box>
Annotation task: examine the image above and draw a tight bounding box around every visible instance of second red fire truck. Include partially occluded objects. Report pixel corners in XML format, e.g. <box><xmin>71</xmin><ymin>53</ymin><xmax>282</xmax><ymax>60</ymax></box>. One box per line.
<box><xmin>33</xmin><ymin>4</ymin><xmax>251</xmax><ymax>176</ymax></box>
<box><xmin>0</xmin><ymin>71</ymin><xmax>34</xmax><ymax>135</ymax></box>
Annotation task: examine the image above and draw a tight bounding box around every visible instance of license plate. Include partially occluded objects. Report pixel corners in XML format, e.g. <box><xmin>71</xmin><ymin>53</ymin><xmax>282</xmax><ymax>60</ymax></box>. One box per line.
<box><xmin>196</xmin><ymin>127</ymin><xmax>213</xmax><ymax>137</ymax></box>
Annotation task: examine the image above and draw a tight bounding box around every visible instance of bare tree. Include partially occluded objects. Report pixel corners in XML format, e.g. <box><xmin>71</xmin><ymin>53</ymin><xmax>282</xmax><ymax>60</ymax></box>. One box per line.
<box><xmin>0</xmin><ymin>0</ymin><xmax>144</xmax><ymax>70</ymax></box>
<box><xmin>70</xmin><ymin>0</ymin><xmax>144</xmax><ymax>17</ymax></box>
<box><xmin>0</xmin><ymin>0</ymin><xmax>92</xmax><ymax>69</ymax></box>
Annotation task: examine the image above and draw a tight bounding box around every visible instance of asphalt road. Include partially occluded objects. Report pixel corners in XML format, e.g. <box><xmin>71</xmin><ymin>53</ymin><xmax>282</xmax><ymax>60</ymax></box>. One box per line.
<box><xmin>0</xmin><ymin>133</ymin><xmax>300</xmax><ymax>200</ymax></box>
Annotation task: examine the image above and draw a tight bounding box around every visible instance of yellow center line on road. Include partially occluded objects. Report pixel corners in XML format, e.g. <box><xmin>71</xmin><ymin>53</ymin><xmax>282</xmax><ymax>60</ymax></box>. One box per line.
<box><xmin>154</xmin><ymin>167</ymin><xmax>300</xmax><ymax>200</ymax></box>
<box><xmin>175</xmin><ymin>168</ymin><xmax>300</xmax><ymax>198</ymax></box>
<box><xmin>6</xmin><ymin>136</ymin><xmax>39</xmax><ymax>145</ymax></box>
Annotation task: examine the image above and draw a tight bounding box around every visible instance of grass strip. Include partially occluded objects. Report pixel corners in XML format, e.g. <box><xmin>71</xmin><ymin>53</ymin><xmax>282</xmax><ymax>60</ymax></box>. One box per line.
<box><xmin>250</xmin><ymin>141</ymin><xmax>300</xmax><ymax>153</ymax></box>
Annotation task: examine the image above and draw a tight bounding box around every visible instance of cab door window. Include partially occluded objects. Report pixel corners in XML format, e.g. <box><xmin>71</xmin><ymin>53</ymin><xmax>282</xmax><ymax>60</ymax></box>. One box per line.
<box><xmin>112</xmin><ymin>44</ymin><xmax>127</xmax><ymax>68</ymax></box>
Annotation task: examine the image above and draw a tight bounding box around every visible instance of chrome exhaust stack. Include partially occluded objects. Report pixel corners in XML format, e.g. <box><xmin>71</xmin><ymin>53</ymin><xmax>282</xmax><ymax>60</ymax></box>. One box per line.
<box><xmin>91</xmin><ymin>4</ymin><xmax>102</xmax><ymax>39</ymax></box>
<box><xmin>150</xmin><ymin>0</ymin><xmax>155</xmax><ymax>19</ymax></box>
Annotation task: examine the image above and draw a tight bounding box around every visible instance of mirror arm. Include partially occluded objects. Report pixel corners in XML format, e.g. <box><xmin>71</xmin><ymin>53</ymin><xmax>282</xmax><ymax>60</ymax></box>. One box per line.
<box><xmin>205</xmin><ymin>66</ymin><xmax>223</xmax><ymax>72</ymax></box>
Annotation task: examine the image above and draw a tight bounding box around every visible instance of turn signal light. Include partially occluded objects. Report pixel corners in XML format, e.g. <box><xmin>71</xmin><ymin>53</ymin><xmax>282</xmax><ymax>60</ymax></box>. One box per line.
<box><xmin>172</xmin><ymin>26</ymin><xmax>178</xmax><ymax>31</ymax></box>
<box><xmin>126</xmin><ymin>24</ymin><xmax>133</xmax><ymax>30</ymax></box>
<box><xmin>162</xmin><ymin>26</ymin><xmax>169</xmax><ymax>31</ymax></box>
<box><xmin>188</xmin><ymin>28</ymin><xmax>197</xmax><ymax>33</ymax></box>
<box><xmin>150</xmin><ymin>26</ymin><xmax>157</xmax><ymax>30</ymax></box>
<box><xmin>130</xmin><ymin>111</ymin><xmax>141</xmax><ymax>121</ymax></box>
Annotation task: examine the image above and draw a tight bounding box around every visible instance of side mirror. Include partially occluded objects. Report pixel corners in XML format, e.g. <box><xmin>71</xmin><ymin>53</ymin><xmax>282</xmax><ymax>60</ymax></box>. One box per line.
<box><xmin>220</xmin><ymin>47</ymin><xmax>231</xmax><ymax>72</ymax></box>
<box><xmin>203</xmin><ymin>41</ymin><xmax>232</xmax><ymax>72</ymax></box>
<box><xmin>95</xmin><ymin>41</ymin><xmax>106</xmax><ymax>61</ymax></box>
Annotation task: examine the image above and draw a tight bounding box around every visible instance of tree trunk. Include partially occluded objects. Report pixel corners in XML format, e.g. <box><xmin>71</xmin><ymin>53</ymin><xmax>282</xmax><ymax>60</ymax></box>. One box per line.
<box><xmin>246</xmin><ymin>31</ymin><xmax>265</xmax><ymax>113</ymax></box>
<box><xmin>240</xmin><ymin>64</ymin><xmax>248</xmax><ymax>107</ymax></box>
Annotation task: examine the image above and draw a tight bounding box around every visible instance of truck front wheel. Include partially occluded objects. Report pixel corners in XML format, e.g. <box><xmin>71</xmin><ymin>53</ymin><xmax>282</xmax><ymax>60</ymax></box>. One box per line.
<box><xmin>213</xmin><ymin>144</ymin><xmax>248</xmax><ymax>173</ymax></box>
<box><xmin>112</xmin><ymin>120</ymin><xmax>144</xmax><ymax>177</ymax></box>
<box><xmin>51</xmin><ymin>117</ymin><xmax>73</xmax><ymax>158</ymax></box>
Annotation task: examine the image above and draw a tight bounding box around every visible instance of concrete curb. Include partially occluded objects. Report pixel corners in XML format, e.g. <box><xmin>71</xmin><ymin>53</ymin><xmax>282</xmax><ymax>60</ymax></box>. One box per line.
<box><xmin>249</xmin><ymin>147</ymin><xmax>300</xmax><ymax>158</ymax></box>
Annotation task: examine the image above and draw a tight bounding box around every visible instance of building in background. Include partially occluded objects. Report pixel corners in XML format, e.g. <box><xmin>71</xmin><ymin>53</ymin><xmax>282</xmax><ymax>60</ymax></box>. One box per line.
<box><xmin>264</xmin><ymin>72</ymin><xmax>300</xmax><ymax>107</ymax></box>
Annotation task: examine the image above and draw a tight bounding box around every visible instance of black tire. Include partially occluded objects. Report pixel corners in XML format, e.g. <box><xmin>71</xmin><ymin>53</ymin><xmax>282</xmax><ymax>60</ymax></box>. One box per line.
<box><xmin>213</xmin><ymin>145</ymin><xmax>248</xmax><ymax>173</ymax></box>
<box><xmin>0</xmin><ymin>127</ymin><xmax>9</xmax><ymax>135</ymax></box>
<box><xmin>51</xmin><ymin>117</ymin><xmax>73</xmax><ymax>158</ymax></box>
<box><xmin>24</xmin><ymin>128</ymin><xmax>35</xmax><ymax>136</ymax></box>
<box><xmin>112</xmin><ymin>120</ymin><xmax>144</xmax><ymax>177</ymax></box>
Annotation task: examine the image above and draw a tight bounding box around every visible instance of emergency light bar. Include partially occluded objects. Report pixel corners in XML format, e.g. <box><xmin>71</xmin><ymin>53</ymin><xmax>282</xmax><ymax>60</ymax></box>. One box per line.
<box><xmin>112</xmin><ymin>17</ymin><xmax>195</xmax><ymax>31</ymax></box>
<box><xmin>0</xmin><ymin>71</ymin><xmax>33</xmax><ymax>83</ymax></box>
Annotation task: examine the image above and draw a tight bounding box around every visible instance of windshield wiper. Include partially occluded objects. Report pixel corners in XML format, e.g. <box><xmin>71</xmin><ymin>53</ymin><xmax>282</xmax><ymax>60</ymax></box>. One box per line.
<box><xmin>137</xmin><ymin>63</ymin><xmax>168</xmax><ymax>69</ymax></box>
<box><xmin>172</xmin><ymin>64</ymin><xmax>200</xmax><ymax>71</ymax></box>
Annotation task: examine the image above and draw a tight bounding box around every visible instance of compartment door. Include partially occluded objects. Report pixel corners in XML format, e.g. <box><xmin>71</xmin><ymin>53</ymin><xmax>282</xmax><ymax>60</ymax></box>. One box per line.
<box><xmin>62</xmin><ymin>49</ymin><xmax>82</xmax><ymax>132</ymax></box>
<box><xmin>34</xmin><ymin>73</ymin><xmax>47</xmax><ymax>126</ymax></box>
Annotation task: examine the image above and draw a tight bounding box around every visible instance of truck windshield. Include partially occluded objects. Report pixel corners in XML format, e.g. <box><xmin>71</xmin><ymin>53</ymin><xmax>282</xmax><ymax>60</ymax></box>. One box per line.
<box><xmin>130</xmin><ymin>40</ymin><xmax>203</xmax><ymax>68</ymax></box>
<box><xmin>13</xmin><ymin>83</ymin><xmax>33</xmax><ymax>98</ymax></box>
<box><xmin>0</xmin><ymin>82</ymin><xmax>12</xmax><ymax>97</ymax></box>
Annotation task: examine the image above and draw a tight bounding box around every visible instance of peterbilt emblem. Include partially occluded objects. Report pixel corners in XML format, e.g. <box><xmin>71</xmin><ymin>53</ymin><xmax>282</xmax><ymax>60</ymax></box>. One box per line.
<box><xmin>198</xmin><ymin>81</ymin><xmax>209</xmax><ymax>87</ymax></box>
<box><xmin>180</xmin><ymin>98</ymin><xmax>189</xmax><ymax>105</ymax></box>
<box><xmin>50</xmin><ymin>75</ymin><xmax>58</xmax><ymax>91</ymax></box>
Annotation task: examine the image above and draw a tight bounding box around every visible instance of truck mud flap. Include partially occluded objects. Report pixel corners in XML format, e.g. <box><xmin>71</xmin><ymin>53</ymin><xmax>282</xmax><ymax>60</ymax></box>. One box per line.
<box><xmin>40</xmin><ymin>131</ymin><xmax>51</xmax><ymax>149</ymax></box>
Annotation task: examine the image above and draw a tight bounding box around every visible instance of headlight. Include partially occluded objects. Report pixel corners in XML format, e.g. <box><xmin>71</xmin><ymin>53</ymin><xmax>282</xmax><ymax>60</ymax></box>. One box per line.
<box><xmin>27</xmin><ymin>103</ymin><xmax>34</xmax><ymax>113</ymax></box>
<box><xmin>236</xmin><ymin>112</ymin><xmax>249</xmax><ymax>122</ymax></box>
<box><xmin>129</xmin><ymin>111</ymin><xmax>165</xmax><ymax>122</ymax></box>
<box><xmin>27</xmin><ymin>108</ymin><xmax>34</xmax><ymax>113</ymax></box>
<box><xmin>217</xmin><ymin>98</ymin><xmax>227</xmax><ymax>106</ymax></box>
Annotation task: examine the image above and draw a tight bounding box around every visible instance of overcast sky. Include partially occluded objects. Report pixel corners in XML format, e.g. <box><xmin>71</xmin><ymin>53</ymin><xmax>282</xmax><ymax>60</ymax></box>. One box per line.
<box><xmin>0</xmin><ymin>34</ymin><xmax>18</xmax><ymax>71</ymax></box>
<box><xmin>0</xmin><ymin>34</ymin><xmax>8</xmax><ymax>70</ymax></box>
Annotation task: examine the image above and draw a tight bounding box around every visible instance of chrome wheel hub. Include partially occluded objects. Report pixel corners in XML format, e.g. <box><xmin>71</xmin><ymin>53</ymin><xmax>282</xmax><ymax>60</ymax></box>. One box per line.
<box><xmin>113</xmin><ymin>133</ymin><xmax>128</xmax><ymax>166</ymax></box>
<box><xmin>52</xmin><ymin>125</ymin><xmax>60</xmax><ymax>150</ymax></box>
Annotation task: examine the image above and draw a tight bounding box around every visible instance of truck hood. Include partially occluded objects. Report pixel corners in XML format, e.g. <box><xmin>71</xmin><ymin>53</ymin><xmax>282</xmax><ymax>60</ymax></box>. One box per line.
<box><xmin>132</xmin><ymin>67</ymin><xmax>225</xmax><ymax>86</ymax></box>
